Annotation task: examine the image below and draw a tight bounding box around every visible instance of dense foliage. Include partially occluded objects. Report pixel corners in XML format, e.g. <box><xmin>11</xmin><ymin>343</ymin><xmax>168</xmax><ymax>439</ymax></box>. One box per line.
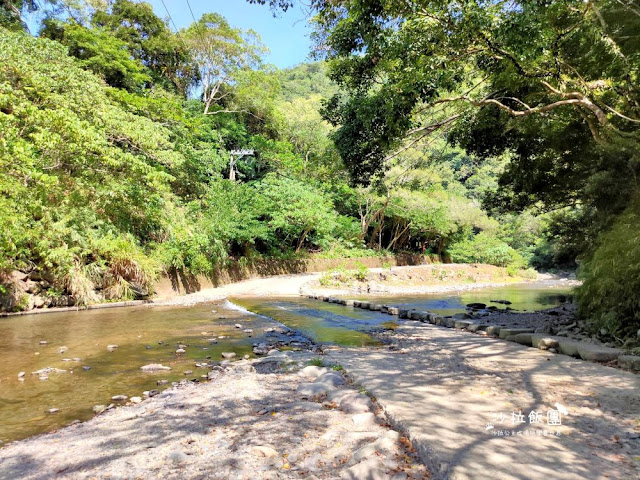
<box><xmin>0</xmin><ymin>1</ymin><xmax>604</xmax><ymax>317</ymax></box>
<box><xmin>306</xmin><ymin>0</ymin><xmax>640</xmax><ymax>337</ymax></box>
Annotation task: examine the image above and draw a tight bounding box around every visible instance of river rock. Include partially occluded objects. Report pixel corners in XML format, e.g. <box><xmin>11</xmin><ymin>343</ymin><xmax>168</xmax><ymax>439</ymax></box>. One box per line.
<box><xmin>296</xmin><ymin>382</ymin><xmax>335</xmax><ymax>398</ymax></box>
<box><xmin>148</xmin><ymin>389</ymin><xmax>160</xmax><ymax>397</ymax></box>
<box><xmin>92</xmin><ymin>405</ymin><xmax>106</xmax><ymax>414</ymax></box>
<box><xmin>184</xmin><ymin>370</ymin><xmax>193</xmax><ymax>375</ymax></box>
<box><xmin>557</xmin><ymin>339</ymin><xmax>581</xmax><ymax>357</ymax></box>
<box><xmin>58</xmin><ymin>346</ymin><xmax>68</xmax><ymax>354</ymax></box>
<box><xmin>339</xmin><ymin>392</ymin><xmax>373</xmax><ymax>414</ymax></box>
<box><xmin>130</xmin><ymin>396</ymin><xmax>142</xmax><ymax>404</ymax></box>
<box><xmin>176</xmin><ymin>348</ymin><xmax>186</xmax><ymax>354</ymax></box>
<box><xmin>82</xmin><ymin>366</ymin><xmax>91</xmax><ymax>371</ymax></box>
<box><xmin>453</xmin><ymin>312</ymin><xmax>472</xmax><ymax>320</ymax></box>
<box><xmin>111</xmin><ymin>395</ymin><xmax>128</xmax><ymax>401</ymax></box>
<box><xmin>235</xmin><ymin>324</ymin><xmax>242</xmax><ymax>329</ymax></box>
<box><xmin>243</xmin><ymin>329</ymin><xmax>253</xmax><ymax>334</ymax></box>
<box><xmin>39</xmin><ymin>340</ymin><xmax>47</xmax><ymax>345</ymax></box>
<box><xmin>47</xmin><ymin>408</ymin><xmax>59</xmax><ymax>414</ymax></box>
<box><xmin>18</xmin><ymin>371</ymin><xmax>25</xmax><ymax>378</ymax></box>
<box><xmin>140</xmin><ymin>364</ymin><xmax>172</xmax><ymax>372</ymax></box>
<box><xmin>491</xmin><ymin>299</ymin><xmax>512</xmax><ymax>304</ymax></box>
<box><xmin>157</xmin><ymin>380</ymin><xmax>169</xmax><ymax>385</ymax></box>
<box><xmin>32</xmin><ymin>367</ymin><xmax>66</xmax><ymax>375</ymax></box>
<box><xmin>531</xmin><ymin>335</ymin><xmax>560</xmax><ymax>350</ymax></box>
<box><xmin>466</xmin><ymin>303</ymin><xmax>486</xmax><ymax>309</ymax></box>
<box><xmin>298</xmin><ymin>365</ymin><xmax>329</xmax><ymax>380</ymax></box>
<box><xmin>499</xmin><ymin>328</ymin><xmax>534</xmax><ymax>339</ymax></box>
<box><xmin>221</xmin><ymin>352</ymin><xmax>236</xmax><ymax>359</ymax></box>
<box><xmin>577</xmin><ymin>344</ymin><xmax>621</xmax><ymax>362</ymax></box>
<box><xmin>107</xmin><ymin>345</ymin><xmax>118</xmax><ymax>352</ymax></box>
<box><xmin>341</xmin><ymin>458</ymin><xmax>388</xmax><ymax>480</ymax></box>
<box><xmin>618</xmin><ymin>355</ymin><xmax>640</xmax><ymax>371</ymax></box>
<box><xmin>314</xmin><ymin>371</ymin><xmax>346</xmax><ymax>387</ymax></box>
<box><xmin>250</xmin><ymin>445</ymin><xmax>279</xmax><ymax>458</ymax></box>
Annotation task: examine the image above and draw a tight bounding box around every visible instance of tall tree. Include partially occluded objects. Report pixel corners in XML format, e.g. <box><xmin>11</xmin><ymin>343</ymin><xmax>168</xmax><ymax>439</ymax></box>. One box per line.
<box><xmin>183</xmin><ymin>13</ymin><xmax>267</xmax><ymax>115</ymax></box>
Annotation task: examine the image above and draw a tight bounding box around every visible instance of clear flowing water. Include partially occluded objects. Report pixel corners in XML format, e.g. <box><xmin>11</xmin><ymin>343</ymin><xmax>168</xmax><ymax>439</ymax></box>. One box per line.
<box><xmin>0</xmin><ymin>283</ymin><xmax>572</xmax><ymax>444</ymax></box>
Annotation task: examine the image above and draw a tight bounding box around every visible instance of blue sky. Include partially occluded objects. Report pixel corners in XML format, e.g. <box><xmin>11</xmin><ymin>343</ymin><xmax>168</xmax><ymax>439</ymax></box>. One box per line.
<box><xmin>146</xmin><ymin>0</ymin><xmax>313</xmax><ymax>69</ymax></box>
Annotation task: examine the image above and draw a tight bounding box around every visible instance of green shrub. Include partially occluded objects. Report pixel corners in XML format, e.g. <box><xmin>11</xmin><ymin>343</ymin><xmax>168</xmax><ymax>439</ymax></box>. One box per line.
<box><xmin>448</xmin><ymin>232</ymin><xmax>525</xmax><ymax>268</ymax></box>
<box><xmin>576</xmin><ymin>200</ymin><xmax>640</xmax><ymax>338</ymax></box>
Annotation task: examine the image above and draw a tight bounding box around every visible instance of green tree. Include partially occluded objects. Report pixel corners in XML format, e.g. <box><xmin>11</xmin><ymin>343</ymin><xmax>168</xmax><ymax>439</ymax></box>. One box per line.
<box><xmin>183</xmin><ymin>12</ymin><xmax>267</xmax><ymax>115</ymax></box>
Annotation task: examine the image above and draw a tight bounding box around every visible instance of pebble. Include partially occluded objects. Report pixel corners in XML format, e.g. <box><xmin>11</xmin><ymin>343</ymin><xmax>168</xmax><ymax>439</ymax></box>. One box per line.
<box><xmin>39</xmin><ymin>341</ymin><xmax>47</xmax><ymax>345</ymax></box>
<box><xmin>18</xmin><ymin>371</ymin><xmax>25</xmax><ymax>378</ymax></box>
<box><xmin>111</xmin><ymin>395</ymin><xmax>128</xmax><ymax>401</ymax></box>
<box><xmin>107</xmin><ymin>345</ymin><xmax>118</xmax><ymax>352</ymax></box>
<box><xmin>47</xmin><ymin>408</ymin><xmax>59</xmax><ymax>414</ymax></box>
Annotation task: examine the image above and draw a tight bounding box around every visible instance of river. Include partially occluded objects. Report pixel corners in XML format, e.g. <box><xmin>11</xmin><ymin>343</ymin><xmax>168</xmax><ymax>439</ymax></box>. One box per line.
<box><xmin>0</xmin><ymin>282</ymin><xmax>572</xmax><ymax>444</ymax></box>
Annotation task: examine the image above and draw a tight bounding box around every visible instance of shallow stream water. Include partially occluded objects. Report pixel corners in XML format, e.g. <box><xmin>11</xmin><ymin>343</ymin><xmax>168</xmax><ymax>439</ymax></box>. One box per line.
<box><xmin>0</xmin><ymin>282</ymin><xmax>572</xmax><ymax>444</ymax></box>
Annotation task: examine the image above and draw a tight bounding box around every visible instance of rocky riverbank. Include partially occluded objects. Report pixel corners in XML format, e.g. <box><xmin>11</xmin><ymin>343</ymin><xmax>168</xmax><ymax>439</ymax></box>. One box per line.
<box><xmin>0</xmin><ymin>351</ymin><xmax>429</xmax><ymax>480</ymax></box>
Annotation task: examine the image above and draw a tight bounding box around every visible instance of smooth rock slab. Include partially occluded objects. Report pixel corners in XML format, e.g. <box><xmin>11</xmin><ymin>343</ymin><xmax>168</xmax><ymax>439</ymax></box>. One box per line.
<box><xmin>577</xmin><ymin>344</ymin><xmax>621</xmax><ymax>362</ymax></box>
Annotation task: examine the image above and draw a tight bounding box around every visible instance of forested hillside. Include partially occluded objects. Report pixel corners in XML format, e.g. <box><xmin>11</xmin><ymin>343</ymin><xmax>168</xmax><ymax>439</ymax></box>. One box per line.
<box><xmin>1</xmin><ymin>0</ymin><xmax>638</xmax><ymax>341</ymax></box>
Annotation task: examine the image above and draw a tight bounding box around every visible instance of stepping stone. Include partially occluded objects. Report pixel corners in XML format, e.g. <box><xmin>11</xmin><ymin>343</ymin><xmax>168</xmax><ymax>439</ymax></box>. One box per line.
<box><xmin>512</xmin><ymin>333</ymin><xmax>534</xmax><ymax>346</ymax></box>
<box><xmin>499</xmin><ymin>328</ymin><xmax>534</xmax><ymax>339</ymax></box>
<box><xmin>577</xmin><ymin>343</ymin><xmax>621</xmax><ymax>362</ymax></box>
<box><xmin>454</xmin><ymin>320</ymin><xmax>473</xmax><ymax>329</ymax></box>
<box><xmin>468</xmin><ymin>323</ymin><xmax>489</xmax><ymax>333</ymax></box>
<box><xmin>618</xmin><ymin>355</ymin><xmax>640</xmax><ymax>371</ymax></box>
<box><xmin>486</xmin><ymin>326</ymin><xmax>501</xmax><ymax>336</ymax></box>
<box><xmin>387</xmin><ymin>307</ymin><xmax>400</xmax><ymax>315</ymax></box>
<box><xmin>531</xmin><ymin>334</ymin><xmax>560</xmax><ymax>350</ymax></box>
<box><xmin>558</xmin><ymin>338</ymin><xmax>581</xmax><ymax>357</ymax></box>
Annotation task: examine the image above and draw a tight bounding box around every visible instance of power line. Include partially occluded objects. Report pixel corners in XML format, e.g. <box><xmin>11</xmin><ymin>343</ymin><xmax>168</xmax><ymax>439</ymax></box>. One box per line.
<box><xmin>159</xmin><ymin>0</ymin><xmax>180</xmax><ymax>34</ymax></box>
<box><xmin>185</xmin><ymin>0</ymin><xmax>197</xmax><ymax>23</ymax></box>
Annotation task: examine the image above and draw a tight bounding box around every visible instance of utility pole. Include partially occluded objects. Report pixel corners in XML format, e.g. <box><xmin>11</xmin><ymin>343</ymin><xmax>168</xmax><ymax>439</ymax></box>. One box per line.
<box><xmin>229</xmin><ymin>149</ymin><xmax>254</xmax><ymax>181</ymax></box>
